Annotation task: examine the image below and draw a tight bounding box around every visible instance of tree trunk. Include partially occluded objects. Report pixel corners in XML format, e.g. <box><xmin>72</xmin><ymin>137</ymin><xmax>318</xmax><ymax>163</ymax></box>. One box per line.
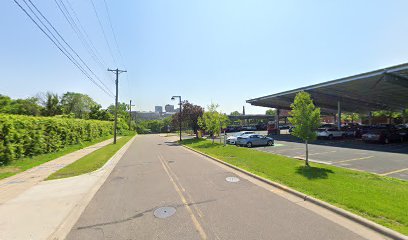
<box><xmin>305</xmin><ymin>140</ymin><xmax>310</xmax><ymax>167</ymax></box>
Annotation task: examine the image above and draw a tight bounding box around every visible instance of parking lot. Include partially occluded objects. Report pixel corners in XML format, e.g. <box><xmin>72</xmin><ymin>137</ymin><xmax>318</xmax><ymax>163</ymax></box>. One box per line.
<box><xmin>225</xmin><ymin>132</ymin><xmax>408</xmax><ymax>180</ymax></box>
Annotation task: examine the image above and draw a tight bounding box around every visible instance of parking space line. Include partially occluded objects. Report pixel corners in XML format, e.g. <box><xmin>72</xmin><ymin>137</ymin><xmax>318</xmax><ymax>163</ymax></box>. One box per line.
<box><xmin>273</xmin><ymin>147</ymin><xmax>304</xmax><ymax>153</ymax></box>
<box><xmin>294</xmin><ymin>150</ymin><xmax>336</xmax><ymax>158</ymax></box>
<box><xmin>334</xmin><ymin>156</ymin><xmax>374</xmax><ymax>164</ymax></box>
<box><xmin>379</xmin><ymin>167</ymin><xmax>408</xmax><ymax>176</ymax></box>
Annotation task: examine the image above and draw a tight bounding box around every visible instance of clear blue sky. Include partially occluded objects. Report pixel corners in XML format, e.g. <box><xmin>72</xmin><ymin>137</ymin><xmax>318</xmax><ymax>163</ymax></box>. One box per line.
<box><xmin>1</xmin><ymin>0</ymin><xmax>408</xmax><ymax>114</ymax></box>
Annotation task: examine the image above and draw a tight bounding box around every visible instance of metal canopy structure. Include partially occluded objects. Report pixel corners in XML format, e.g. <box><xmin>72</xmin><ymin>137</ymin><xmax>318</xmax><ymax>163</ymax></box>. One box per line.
<box><xmin>228</xmin><ymin>114</ymin><xmax>274</xmax><ymax>121</ymax></box>
<box><xmin>247</xmin><ymin>63</ymin><xmax>408</xmax><ymax>114</ymax></box>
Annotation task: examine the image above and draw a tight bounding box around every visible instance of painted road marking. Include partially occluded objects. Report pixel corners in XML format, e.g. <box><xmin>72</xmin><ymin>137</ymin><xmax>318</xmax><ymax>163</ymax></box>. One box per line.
<box><xmin>158</xmin><ymin>154</ymin><xmax>207</xmax><ymax>239</ymax></box>
<box><xmin>294</xmin><ymin>150</ymin><xmax>336</xmax><ymax>158</ymax></box>
<box><xmin>333</xmin><ymin>156</ymin><xmax>374</xmax><ymax>164</ymax></box>
<box><xmin>273</xmin><ymin>147</ymin><xmax>304</xmax><ymax>153</ymax></box>
<box><xmin>379</xmin><ymin>167</ymin><xmax>408</xmax><ymax>176</ymax></box>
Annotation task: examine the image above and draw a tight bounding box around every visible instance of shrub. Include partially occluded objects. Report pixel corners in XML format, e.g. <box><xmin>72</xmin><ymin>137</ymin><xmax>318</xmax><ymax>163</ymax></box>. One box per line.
<box><xmin>0</xmin><ymin>114</ymin><xmax>113</xmax><ymax>165</ymax></box>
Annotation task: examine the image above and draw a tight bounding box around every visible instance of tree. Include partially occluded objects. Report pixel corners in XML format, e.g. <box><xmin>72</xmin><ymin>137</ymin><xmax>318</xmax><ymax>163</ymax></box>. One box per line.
<box><xmin>61</xmin><ymin>92</ymin><xmax>97</xmax><ymax>119</ymax></box>
<box><xmin>288</xmin><ymin>92</ymin><xmax>321</xmax><ymax>166</ymax></box>
<box><xmin>0</xmin><ymin>95</ymin><xmax>12</xmax><ymax>113</ymax></box>
<box><xmin>341</xmin><ymin>113</ymin><xmax>360</xmax><ymax>123</ymax></box>
<box><xmin>38</xmin><ymin>92</ymin><xmax>62</xmax><ymax>116</ymax></box>
<box><xmin>172</xmin><ymin>101</ymin><xmax>204</xmax><ymax>137</ymax></box>
<box><xmin>230</xmin><ymin>111</ymin><xmax>241</xmax><ymax>116</ymax></box>
<box><xmin>8</xmin><ymin>97</ymin><xmax>41</xmax><ymax>116</ymax></box>
<box><xmin>373</xmin><ymin>110</ymin><xmax>401</xmax><ymax>124</ymax></box>
<box><xmin>198</xmin><ymin>103</ymin><xmax>229</xmax><ymax>143</ymax></box>
<box><xmin>266</xmin><ymin>109</ymin><xmax>276</xmax><ymax>116</ymax></box>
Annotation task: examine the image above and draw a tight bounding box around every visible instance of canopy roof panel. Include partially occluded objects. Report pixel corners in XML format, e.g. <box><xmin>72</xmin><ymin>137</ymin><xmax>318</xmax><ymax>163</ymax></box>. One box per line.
<box><xmin>247</xmin><ymin>63</ymin><xmax>408</xmax><ymax>114</ymax></box>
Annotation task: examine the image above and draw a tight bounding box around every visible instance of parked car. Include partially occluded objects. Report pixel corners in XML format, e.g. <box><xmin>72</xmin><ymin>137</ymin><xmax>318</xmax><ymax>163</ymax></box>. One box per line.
<box><xmin>316</xmin><ymin>127</ymin><xmax>345</xmax><ymax>140</ymax></box>
<box><xmin>362</xmin><ymin>125</ymin><xmax>403</xmax><ymax>144</ymax></box>
<box><xmin>279</xmin><ymin>125</ymin><xmax>291</xmax><ymax>130</ymax></box>
<box><xmin>241</xmin><ymin>126</ymin><xmax>257</xmax><ymax>131</ymax></box>
<box><xmin>355</xmin><ymin>125</ymin><xmax>372</xmax><ymax>138</ymax></box>
<box><xmin>256</xmin><ymin>123</ymin><xmax>267</xmax><ymax>131</ymax></box>
<box><xmin>341</xmin><ymin>125</ymin><xmax>357</xmax><ymax>137</ymax></box>
<box><xmin>236</xmin><ymin>134</ymin><xmax>274</xmax><ymax>148</ymax></box>
<box><xmin>396</xmin><ymin>124</ymin><xmax>408</xmax><ymax>141</ymax></box>
<box><xmin>226</xmin><ymin>131</ymin><xmax>255</xmax><ymax>145</ymax></box>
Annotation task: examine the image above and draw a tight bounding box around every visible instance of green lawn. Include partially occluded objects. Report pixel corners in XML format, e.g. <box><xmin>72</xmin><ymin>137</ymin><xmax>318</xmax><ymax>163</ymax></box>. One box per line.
<box><xmin>182</xmin><ymin>138</ymin><xmax>408</xmax><ymax>235</ymax></box>
<box><xmin>0</xmin><ymin>135</ymin><xmax>113</xmax><ymax>180</ymax></box>
<box><xmin>47</xmin><ymin>135</ymin><xmax>134</xmax><ymax>180</ymax></box>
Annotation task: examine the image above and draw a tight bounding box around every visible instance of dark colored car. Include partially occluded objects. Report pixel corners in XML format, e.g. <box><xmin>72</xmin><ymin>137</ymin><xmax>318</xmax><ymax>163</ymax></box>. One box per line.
<box><xmin>396</xmin><ymin>124</ymin><xmax>408</xmax><ymax>141</ymax></box>
<box><xmin>362</xmin><ymin>125</ymin><xmax>403</xmax><ymax>144</ymax></box>
<box><xmin>236</xmin><ymin>134</ymin><xmax>274</xmax><ymax>148</ymax></box>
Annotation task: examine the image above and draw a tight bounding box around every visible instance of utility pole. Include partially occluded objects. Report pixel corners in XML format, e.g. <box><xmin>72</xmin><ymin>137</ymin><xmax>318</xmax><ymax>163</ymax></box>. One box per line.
<box><xmin>129</xmin><ymin>100</ymin><xmax>135</xmax><ymax>129</ymax></box>
<box><xmin>108</xmin><ymin>68</ymin><xmax>127</xmax><ymax>144</ymax></box>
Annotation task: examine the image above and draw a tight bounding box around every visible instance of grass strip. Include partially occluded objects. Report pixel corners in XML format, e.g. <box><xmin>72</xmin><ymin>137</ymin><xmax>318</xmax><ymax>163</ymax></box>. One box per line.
<box><xmin>0</xmin><ymin>135</ymin><xmax>113</xmax><ymax>180</ymax></box>
<box><xmin>47</xmin><ymin>135</ymin><xmax>134</xmax><ymax>180</ymax></box>
<box><xmin>182</xmin><ymin>138</ymin><xmax>408</xmax><ymax>235</ymax></box>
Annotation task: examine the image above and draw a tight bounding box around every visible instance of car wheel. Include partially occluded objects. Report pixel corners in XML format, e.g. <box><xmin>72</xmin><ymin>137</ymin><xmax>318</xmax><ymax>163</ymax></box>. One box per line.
<box><xmin>384</xmin><ymin>137</ymin><xmax>390</xmax><ymax>144</ymax></box>
<box><xmin>267</xmin><ymin>140</ymin><xmax>273</xmax><ymax>146</ymax></box>
<box><xmin>328</xmin><ymin>135</ymin><xmax>334</xmax><ymax>140</ymax></box>
<box><xmin>246</xmin><ymin>142</ymin><xmax>252</xmax><ymax>148</ymax></box>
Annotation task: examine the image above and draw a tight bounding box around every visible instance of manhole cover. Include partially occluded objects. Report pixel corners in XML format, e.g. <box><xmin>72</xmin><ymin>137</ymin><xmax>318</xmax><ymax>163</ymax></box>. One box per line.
<box><xmin>168</xmin><ymin>161</ymin><xmax>175</xmax><ymax>163</ymax></box>
<box><xmin>154</xmin><ymin>207</ymin><xmax>176</xmax><ymax>218</ymax></box>
<box><xmin>225</xmin><ymin>176</ymin><xmax>240</xmax><ymax>183</ymax></box>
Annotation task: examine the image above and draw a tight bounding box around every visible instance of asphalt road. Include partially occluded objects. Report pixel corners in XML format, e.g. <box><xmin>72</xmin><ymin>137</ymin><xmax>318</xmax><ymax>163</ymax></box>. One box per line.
<box><xmin>66</xmin><ymin>135</ymin><xmax>375</xmax><ymax>240</ymax></box>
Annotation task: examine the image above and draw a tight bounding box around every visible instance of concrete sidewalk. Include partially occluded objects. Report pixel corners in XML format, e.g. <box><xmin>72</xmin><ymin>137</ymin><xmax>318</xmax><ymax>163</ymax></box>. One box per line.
<box><xmin>0</xmin><ymin>136</ymin><xmax>134</xmax><ymax>240</ymax></box>
<box><xmin>0</xmin><ymin>138</ymin><xmax>116</xmax><ymax>204</ymax></box>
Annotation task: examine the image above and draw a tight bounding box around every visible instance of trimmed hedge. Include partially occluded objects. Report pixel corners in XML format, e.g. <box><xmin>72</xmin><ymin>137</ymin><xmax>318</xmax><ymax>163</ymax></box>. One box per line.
<box><xmin>0</xmin><ymin>114</ymin><xmax>113</xmax><ymax>164</ymax></box>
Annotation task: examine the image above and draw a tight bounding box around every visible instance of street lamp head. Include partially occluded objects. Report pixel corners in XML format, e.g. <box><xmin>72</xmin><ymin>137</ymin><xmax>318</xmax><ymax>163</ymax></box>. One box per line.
<box><xmin>171</xmin><ymin>97</ymin><xmax>175</xmax><ymax>101</ymax></box>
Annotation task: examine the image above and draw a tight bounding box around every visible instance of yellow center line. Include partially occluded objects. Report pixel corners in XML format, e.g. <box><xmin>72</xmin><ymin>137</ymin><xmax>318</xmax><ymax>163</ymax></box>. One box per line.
<box><xmin>334</xmin><ymin>156</ymin><xmax>374</xmax><ymax>163</ymax></box>
<box><xmin>158</xmin><ymin>154</ymin><xmax>207</xmax><ymax>240</ymax></box>
<box><xmin>379</xmin><ymin>167</ymin><xmax>408</xmax><ymax>176</ymax></box>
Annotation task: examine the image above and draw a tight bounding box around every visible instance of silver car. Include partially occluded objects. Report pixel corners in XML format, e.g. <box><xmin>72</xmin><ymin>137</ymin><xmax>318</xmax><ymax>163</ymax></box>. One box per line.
<box><xmin>226</xmin><ymin>131</ymin><xmax>255</xmax><ymax>145</ymax></box>
<box><xmin>235</xmin><ymin>134</ymin><xmax>274</xmax><ymax>148</ymax></box>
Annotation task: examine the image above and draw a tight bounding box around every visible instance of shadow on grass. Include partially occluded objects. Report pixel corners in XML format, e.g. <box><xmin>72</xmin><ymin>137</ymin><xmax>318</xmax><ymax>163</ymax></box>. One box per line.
<box><xmin>295</xmin><ymin>166</ymin><xmax>334</xmax><ymax>180</ymax></box>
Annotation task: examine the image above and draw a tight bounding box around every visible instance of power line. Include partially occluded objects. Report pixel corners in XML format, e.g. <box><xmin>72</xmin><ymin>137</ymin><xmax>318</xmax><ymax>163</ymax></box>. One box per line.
<box><xmin>102</xmin><ymin>0</ymin><xmax>125</xmax><ymax>68</ymax></box>
<box><xmin>63</xmin><ymin>0</ymin><xmax>115</xmax><ymax>82</ymax></box>
<box><xmin>55</xmin><ymin>0</ymin><xmax>105</xmax><ymax>71</ymax></box>
<box><xmin>13</xmin><ymin>0</ymin><xmax>114</xmax><ymax>98</ymax></box>
<box><xmin>54</xmin><ymin>0</ymin><xmax>114</xmax><ymax>86</ymax></box>
<box><xmin>89</xmin><ymin>0</ymin><xmax>118</xmax><ymax>66</ymax></box>
<box><xmin>25</xmin><ymin>0</ymin><xmax>114</xmax><ymax>96</ymax></box>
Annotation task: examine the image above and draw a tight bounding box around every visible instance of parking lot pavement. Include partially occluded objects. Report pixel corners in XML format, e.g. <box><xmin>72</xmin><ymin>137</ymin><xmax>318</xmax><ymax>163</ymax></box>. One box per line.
<box><xmin>228</xmin><ymin>133</ymin><xmax>408</xmax><ymax>181</ymax></box>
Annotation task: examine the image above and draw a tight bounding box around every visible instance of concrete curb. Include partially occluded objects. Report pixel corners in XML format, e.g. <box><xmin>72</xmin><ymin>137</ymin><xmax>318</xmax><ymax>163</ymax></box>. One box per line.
<box><xmin>182</xmin><ymin>144</ymin><xmax>408</xmax><ymax>240</ymax></box>
<box><xmin>48</xmin><ymin>135</ymin><xmax>137</xmax><ymax>240</ymax></box>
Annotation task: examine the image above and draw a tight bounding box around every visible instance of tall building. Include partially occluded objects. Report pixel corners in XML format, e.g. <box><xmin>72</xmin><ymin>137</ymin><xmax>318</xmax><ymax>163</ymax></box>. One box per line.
<box><xmin>155</xmin><ymin>106</ymin><xmax>163</xmax><ymax>114</ymax></box>
<box><xmin>165</xmin><ymin>104</ymin><xmax>175</xmax><ymax>112</ymax></box>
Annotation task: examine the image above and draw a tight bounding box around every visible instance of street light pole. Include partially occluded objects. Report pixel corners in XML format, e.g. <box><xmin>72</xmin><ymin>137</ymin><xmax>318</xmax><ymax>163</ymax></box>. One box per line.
<box><xmin>171</xmin><ymin>96</ymin><xmax>182</xmax><ymax>142</ymax></box>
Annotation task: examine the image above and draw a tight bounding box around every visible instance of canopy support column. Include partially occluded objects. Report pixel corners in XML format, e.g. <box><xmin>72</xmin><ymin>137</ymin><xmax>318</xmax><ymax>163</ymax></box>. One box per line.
<box><xmin>337</xmin><ymin>101</ymin><xmax>341</xmax><ymax>130</ymax></box>
<box><xmin>368</xmin><ymin>111</ymin><xmax>372</xmax><ymax>125</ymax></box>
<box><xmin>276</xmin><ymin>109</ymin><xmax>280</xmax><ymax>135</ymax></box>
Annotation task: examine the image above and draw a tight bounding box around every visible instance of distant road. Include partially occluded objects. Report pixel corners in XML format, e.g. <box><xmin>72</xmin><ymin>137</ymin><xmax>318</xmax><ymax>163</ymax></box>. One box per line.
<box><xmin>66</xmin><ymin>134</ymin><xmax>369</xmax><ymax>240</ymax></box>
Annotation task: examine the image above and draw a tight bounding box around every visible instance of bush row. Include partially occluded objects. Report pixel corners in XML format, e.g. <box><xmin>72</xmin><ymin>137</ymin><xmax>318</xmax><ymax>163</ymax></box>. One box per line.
<box><xmin>0</xmin><ymin>114</ymin><xmax>113</xmax><ymax>164</ymax></box>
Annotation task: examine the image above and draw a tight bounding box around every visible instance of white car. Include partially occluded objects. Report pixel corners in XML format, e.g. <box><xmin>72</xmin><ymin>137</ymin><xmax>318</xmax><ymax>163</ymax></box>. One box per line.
<box><xmin>226</xmin><ymin>131</ymin><xmax>255</xmax><ymax>144</ymax></box>
<box><xmin>316</xmin><ymin>127</ymin><xmax>345</xmax><ymax>140</ymax></box>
